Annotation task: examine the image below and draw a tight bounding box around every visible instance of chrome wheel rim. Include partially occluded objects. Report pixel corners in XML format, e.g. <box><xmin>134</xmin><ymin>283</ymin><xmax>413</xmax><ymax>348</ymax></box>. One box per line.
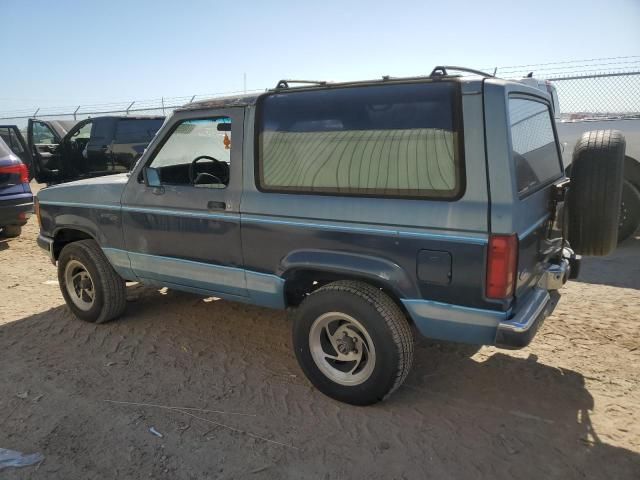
<box><xmin>309</xmin><ymin>312</ymin><xmax>376</xmax><ymax>386</ymax></box>
<box><xmin>64</xmin><ymin>259</ymin><xmax>95</xmax><ymax>311</ymax></box>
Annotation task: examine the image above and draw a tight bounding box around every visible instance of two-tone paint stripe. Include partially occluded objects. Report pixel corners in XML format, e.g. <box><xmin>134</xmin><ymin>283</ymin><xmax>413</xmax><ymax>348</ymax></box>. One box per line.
<box><xmin>39</xmin><ymin>201</ymin><xmax>487</xmax><ymax>245</ymax></box>
<box><xmin>104</xmin><ymin>245</ymin><xmax>505</xmax><ymax>344</ymax></box>
<box><xmin>102</xmin><ymin>247</ymin><xmax>285</xmax><ymax>309</ymax></box>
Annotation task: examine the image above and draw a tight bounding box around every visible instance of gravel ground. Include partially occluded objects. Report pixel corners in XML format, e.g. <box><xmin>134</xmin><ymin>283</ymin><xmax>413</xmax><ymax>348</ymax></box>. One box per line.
<box><xmin>0</xmin><ymin>209</ymin><xmax>638</xmax><ymax>479</ymax></box>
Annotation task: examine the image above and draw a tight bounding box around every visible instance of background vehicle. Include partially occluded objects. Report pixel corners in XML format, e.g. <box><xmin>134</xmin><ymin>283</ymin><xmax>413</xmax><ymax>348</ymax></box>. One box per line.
<box><xmin>27</xmin><ymin>116</ymin><xmax>164</xmax><ymax>184</ymax></box>
<box><xmin>520</xmin><ymin>77</ymin><xmax>640</xmax><ymax>242</ymax></box>
<box><xmin>35</xmin><ymin>71</ymin><xmax>623</xmax><ymax>405</ymax></box>
<box><xmin>0</xmin><ymin>136</ymin><xmax>33</xmax><ymax>238</ymax></box>
<box><xmin>557</xmin><ymin>119</ymin><xmax>640</xmax><ymax>242</ymax></box>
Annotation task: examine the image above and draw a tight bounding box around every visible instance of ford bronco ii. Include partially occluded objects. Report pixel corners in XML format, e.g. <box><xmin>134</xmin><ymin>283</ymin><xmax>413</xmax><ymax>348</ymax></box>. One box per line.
<box><xmin>35</xmin><ymin>67</ymin><xmax>625</xmax><ymax>405</ymax></box>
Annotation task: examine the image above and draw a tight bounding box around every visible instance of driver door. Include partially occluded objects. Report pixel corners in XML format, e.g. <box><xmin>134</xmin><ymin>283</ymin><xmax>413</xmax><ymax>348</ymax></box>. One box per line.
<box><xmin>27</xmin><ymin>119</ymin><xmax>63</xmax><ymax>183</ymax></box>
<box><xmin>120</xmin><ymin>107</ymin><xmax>246</xmax><ymax>298</ymax></box>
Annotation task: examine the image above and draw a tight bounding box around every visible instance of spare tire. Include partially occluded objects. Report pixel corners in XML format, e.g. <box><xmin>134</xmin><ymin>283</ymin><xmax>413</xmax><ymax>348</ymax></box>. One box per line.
<box><xmin>567</xmin><ymin>130</ymin><xmax>625</xmax><ymax>256</ymax></box>
<box><xmin>618</xmin><ymin>179</ymin><xmax>640</xmax><ymax>243</ymax></box>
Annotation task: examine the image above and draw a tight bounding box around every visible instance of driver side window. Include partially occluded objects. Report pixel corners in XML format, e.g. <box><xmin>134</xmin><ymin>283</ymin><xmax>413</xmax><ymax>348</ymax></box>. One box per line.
<box><xmin>149</xmin><ymin>117</ymin><xmax>231</xmax><ymax>188</ymax></box>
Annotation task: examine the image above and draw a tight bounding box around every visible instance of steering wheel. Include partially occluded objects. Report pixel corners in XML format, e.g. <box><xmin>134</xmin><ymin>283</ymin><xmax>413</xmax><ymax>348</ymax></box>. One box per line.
<box><xmin>189</xmin><ymin>155</ymin><xmax>224</xmax><ymax>185</ymax></box>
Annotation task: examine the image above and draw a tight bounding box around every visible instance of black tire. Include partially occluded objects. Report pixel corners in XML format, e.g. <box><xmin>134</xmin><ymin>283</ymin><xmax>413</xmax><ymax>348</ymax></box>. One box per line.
<box><xmin>618</xmin><ymin>180</ymin><xmax>640</xmax><ymax>242</ymax></box>
<box><xmin>1</xmin><ymin>225</ymin><xmax>22</xmax><ymax>238</ymax></box>
<box><xmin>567</xmin><ymin>130</ymin><xmax>625</xmax><ymax>256</ymax></box>
<box><xmin>57</xmin><ymin>239</ymin><xmax>126</xmax><ymax>323</ymax></box>
<box><xmin>292</xmin><ymin>280</ymin><xmax>413</xmax><ymax>405</ymax></box>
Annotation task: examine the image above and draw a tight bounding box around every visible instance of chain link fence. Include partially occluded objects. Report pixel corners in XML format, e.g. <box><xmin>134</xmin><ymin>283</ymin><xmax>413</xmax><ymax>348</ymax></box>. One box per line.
<box><xmin>546</xmin><ymin>72</ymin><xmax>640</xmax><ymax>120</ymax></box>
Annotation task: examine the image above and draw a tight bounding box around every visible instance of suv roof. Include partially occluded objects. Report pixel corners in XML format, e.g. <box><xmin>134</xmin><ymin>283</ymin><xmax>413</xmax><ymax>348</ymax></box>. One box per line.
<box><xmin>177</xmin><ymin>66</ymin><xmax>518</xmax><ymax>113</ymax></box>
<box><xmin>179</xmin><ymin>93</ymin><xmax>261</xmax><ymax>111</ymax></box>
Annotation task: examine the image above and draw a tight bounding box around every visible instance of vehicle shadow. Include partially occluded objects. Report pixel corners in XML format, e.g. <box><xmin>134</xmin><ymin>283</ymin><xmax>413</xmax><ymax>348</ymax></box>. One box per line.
<box><xmin>1</xmin><ymin>288</ymin><xmax>638</xmax><ymax>479</ymax></box>
<box><xmin>392</xmin><ymin>338</ymin><xmax>640</xmax><ymax>478</ymax></box>
<box><xmin>0</xmin><ymin>239</ymin><xmax>9</xmax><ymax>252</ymax></box>
<box><xmin>575</xmin><ymin>235</ymin><xmax>640</xmax><ymax>289</ymax></box>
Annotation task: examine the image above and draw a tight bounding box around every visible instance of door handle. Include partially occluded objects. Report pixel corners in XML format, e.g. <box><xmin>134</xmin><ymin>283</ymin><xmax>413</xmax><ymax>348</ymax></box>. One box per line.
<box><xmin>207</xmin><ymin>200</ymin><xmax>226</xmax><ymax>211</ymax></box>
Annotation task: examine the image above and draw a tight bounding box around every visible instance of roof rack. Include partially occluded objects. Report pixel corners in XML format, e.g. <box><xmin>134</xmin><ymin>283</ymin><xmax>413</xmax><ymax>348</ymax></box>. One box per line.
<box><xmin>429</xmin><ymin>66</ymin><xmax>494</xmax><ymax>78</ymax></box>
<box><xmin>275</xmin><ymin>79</ymin><xmax>329</xmax><ymax>89</ymax></box>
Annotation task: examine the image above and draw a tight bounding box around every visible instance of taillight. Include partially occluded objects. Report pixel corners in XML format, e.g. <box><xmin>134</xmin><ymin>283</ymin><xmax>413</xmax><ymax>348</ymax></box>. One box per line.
<box><xmin>486</xmin><ymin>234</ymin><xmax>518</xmax><ymax>299</ymax></box>
<box><xmin>0</xmin><ymin>163</ymin><xmax>29</xmax><ymax>183</ymax></box>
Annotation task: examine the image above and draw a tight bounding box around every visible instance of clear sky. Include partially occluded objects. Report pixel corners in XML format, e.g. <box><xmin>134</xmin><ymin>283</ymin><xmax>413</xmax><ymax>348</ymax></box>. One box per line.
<box><xmin>1</xmin><ymin>0</ymin><xmax>639</xmax><ymax>113</ymax></box>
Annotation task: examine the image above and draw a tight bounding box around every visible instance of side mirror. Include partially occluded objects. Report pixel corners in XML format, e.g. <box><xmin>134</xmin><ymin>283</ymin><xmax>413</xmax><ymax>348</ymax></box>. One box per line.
<box><xmin>143</xmin><ymin>166</ymin><xmax>161</xmax><ymax>187</ymax></box>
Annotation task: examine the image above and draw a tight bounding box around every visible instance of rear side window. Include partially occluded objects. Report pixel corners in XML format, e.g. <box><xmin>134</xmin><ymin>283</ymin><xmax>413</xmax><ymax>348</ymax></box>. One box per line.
<box><xmin>0</xmin><ymin>127</ymin><xmax>24</xmax><ymax>154</ymax></box>
<box><xmin>0</xmin><ymin>136</ymin><xmax>13</xmax><ymax>157</ymax></box>
<box><xmin>257</xmin><ymin>82</ymin><xmax>463</xmax><ymax>199</ymax></box>
<box><xmin>90</xmin><ymin>119</ymin><xmax>113</xmax><ymax>143</ymax></box>
<box><xmin>509</xmin><ymin>97</ymin><xmax>562</xmax><ymax>196</ymax></box>
<box><xmin>115</xmin><ymin>119</ymin><xmax>164</xmax><ymax>144</ymax></box>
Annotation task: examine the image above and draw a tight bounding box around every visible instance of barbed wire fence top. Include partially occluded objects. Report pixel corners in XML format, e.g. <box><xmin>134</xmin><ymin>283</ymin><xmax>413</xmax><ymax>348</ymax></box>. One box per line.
<box><xmin>1</xmin><ymin>56</ymin><xmax>639</xmax><ymax>126</ymax></box>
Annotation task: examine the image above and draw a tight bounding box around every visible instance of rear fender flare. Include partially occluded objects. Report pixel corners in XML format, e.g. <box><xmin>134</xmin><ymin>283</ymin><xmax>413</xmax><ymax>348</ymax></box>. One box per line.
<box><xmin>278</xmin><ymin>249</ymin><xmax>418</xmax><ymax>299</ymax></box>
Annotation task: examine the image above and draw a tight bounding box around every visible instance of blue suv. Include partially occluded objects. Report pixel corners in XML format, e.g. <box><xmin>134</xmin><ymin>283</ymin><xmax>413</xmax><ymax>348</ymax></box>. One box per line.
<box><xmin>35</xmin><ymin>68</ymin><xmax>624</xmax><ymax>404</ymax></box>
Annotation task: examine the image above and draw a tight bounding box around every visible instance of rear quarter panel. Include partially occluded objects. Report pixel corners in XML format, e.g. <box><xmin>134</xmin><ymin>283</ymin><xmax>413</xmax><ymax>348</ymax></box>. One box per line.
<box><xmin>483</xmin><ymin>79</ymin><xmax>564</xmax><ymax>301</ymax></box>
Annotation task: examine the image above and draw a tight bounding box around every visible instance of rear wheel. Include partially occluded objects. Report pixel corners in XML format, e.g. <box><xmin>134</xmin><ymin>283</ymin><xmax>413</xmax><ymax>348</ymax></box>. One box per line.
<box><xmin>292</xmin><ymin>280</ymin><xmax>413</xmax><ymax>405</ymax></box>
<box><xmin>58</xmin><ymin>240</ymin><xmax>126</xmax><ymax>323</ymax></box>
<box><xmin>618</xmin><ymin>180</ymin><xmax>640</xmax><ymax>242</ymax></box>
<box><xmin>1</xmin><ymin>225</ymin><xmax>22</xmax><ymax>238</ymax></box>
<box><xmin>567</xmin><ymin>130</ymin><xmax>625</xmax><ymax>256</ymax></box>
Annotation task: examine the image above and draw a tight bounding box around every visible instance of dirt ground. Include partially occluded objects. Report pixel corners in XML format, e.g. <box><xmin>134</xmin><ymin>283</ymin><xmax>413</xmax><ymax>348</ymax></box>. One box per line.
<box><xmin>1</xmin><ymin>207</ymin><xmax>639</xmax><ymax>479</ymax></box>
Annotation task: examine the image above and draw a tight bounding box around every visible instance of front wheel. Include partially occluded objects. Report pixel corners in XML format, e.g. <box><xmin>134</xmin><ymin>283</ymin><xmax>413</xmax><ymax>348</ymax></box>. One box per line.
<box><xmin>292</xmin><ymin>281</ymin><xmax>414</xmax><ymax>405</ymax></box>
<box><xmin>58</xmin><ymin>239</ymin><xmax>126</xmax><ymax>323</ymax></box>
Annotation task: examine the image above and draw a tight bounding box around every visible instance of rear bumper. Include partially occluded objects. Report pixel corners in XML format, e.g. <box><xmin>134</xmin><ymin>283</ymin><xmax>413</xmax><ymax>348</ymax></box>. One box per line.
<box><xmin>495</xmin><ymin>288</ymin><xmax>558</xmax><ymax>348</ymax></box>
<box><xmin>0</xmin><ymin>194</ymin><xmax>33</xmax><ymax>226</ymax></box>
<box><xmin>403</xmin><ymin>288</ymin><xmax>559</xmax><ymax>348</ymax></box>
<box><xmin>402</xmin><ymin>258</ymin><xmax>568</xmax><ymax>348</ymax></box>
